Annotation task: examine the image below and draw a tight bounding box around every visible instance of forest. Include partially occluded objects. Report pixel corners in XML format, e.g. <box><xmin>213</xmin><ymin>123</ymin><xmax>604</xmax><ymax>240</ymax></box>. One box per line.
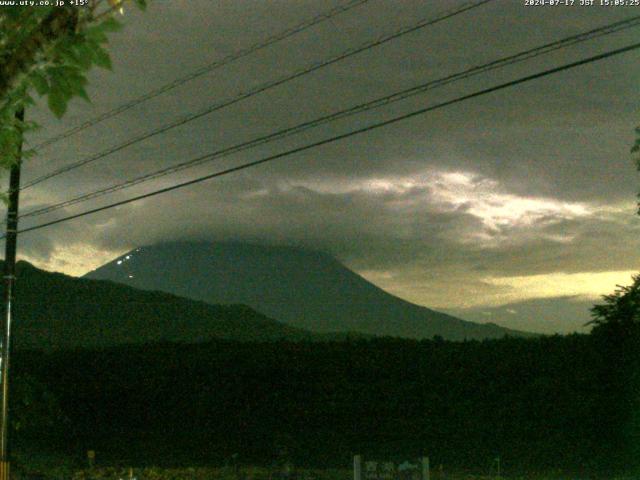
<box><xmin>8</xmin><ymin>320</ymin><xmax>639</xmax><ymax>478</ymax></box>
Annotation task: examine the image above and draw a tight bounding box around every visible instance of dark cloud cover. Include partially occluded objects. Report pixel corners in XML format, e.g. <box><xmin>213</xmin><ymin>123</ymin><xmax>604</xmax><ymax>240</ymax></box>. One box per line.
<box><xmin>9</xmin><ymin>0</ymin><xmax>640</xmax><ymax>332</ymax></box>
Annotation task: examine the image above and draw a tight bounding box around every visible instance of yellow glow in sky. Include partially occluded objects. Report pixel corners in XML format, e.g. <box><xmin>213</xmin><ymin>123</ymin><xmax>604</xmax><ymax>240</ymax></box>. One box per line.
<box><xmin>482</xmin><ymin>270</ymin><xmax>638</xmax><ymax>304</ymax></box>
<box><xmin>20</xmin><ymin>245</ymin><xmax>127</xmax><ymax>278</ymax></box>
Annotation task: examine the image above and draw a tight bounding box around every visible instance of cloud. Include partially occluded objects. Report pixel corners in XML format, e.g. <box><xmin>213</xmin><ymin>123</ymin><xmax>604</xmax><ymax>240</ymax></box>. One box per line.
<box><xmin>14</xmin><ymin>166</ymin><xmax>640</xmax><ymax>312</ymax></box>
<box><xmin>7</xmin><ymin>0</ymin><xmax>640</xmax><ymax>335</ymax></box>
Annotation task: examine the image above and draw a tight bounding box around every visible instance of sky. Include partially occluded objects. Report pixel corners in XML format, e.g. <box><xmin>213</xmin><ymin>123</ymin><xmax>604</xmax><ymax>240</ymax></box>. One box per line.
<box><xmin>9</xmin><ymin>0</ymin><xmax>640</xmax><ymax>333</ymax></box>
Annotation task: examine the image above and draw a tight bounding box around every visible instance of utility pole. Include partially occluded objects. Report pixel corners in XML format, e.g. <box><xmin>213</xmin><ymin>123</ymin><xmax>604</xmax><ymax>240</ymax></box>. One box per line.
<box><xmin>0</xmin><ymin>108</ymin><xmax>24</xmax><ymax>480</ymax></box>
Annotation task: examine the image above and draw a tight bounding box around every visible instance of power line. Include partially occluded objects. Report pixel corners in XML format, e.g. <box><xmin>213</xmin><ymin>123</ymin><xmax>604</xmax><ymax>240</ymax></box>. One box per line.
<box><xmin>22</xmin><ymin>0</ymin><xmax>494</xmax><ymax>190</ymax></box>
<box><xmin>12</xmin><ymin>41</ymin><xmax>640</xmax><ymax>238</ymax></box>
<box><xmin>28</xmin><ymin>0</ymin><xmax>372</xmax><ymax>153</ymax></box>
<box><xmin>20</xmin><ymin>14</ymin><xmax>640</xmax><ymax>219</ymax></box>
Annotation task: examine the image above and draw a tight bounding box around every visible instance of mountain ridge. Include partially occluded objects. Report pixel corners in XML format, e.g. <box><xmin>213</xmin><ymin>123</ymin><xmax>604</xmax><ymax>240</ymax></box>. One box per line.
<box><xmin>3</xmin><ymin>260</ymin><xmax>328</xmax><ymax>350</ymax></box>
<box><xmin>85</xmin><ymin>241</ymin><xmax>533</xmax><ymax>340</ymax></box>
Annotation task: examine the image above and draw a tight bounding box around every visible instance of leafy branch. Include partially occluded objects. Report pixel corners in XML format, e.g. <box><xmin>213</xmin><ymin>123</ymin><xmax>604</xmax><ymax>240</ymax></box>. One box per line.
<box><xmin>0</xmin><ymin>0</ymin><xmax>148</xmax><ymax>172</ymax></box>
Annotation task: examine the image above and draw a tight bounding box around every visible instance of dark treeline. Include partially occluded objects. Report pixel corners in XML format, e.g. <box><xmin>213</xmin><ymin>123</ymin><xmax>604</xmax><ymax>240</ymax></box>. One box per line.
<box><xmin>10</xmin><ymin>325</ymin><xmax>640</xmax><ymax>477</ymax></box>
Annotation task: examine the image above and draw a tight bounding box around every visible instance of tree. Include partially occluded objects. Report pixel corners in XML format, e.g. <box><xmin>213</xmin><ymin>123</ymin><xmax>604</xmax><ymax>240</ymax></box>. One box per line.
<box><xmin>0</xmin><ymin>0</ymin><xmax>148</xmax><ymax>175</ymax></box>
<box><xmin>10</xmin><ymin>374</ymin><xmax>68</xmax><ymax>441</ymax></box>
<box><xmin>589</xmin><ymin>274</ymin><xmax>640</xmax><ymax>335</ymax></box>
<box><xmin>588</xmin><ymin>275</ymin><xmax>640</xmax><ymax>473</ymax></box>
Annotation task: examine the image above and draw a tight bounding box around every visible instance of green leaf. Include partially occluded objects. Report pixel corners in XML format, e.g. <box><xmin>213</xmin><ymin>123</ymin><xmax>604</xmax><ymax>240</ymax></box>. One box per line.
<box><xmin>73</xmin><ymin>42</ymin><xmax>95</xmax><ymax>69</ymax></box>
<box><xmin>75</xmin><ymin>85</ymin><xmax>91</xmax><ymax>103</ymax></box>
<box><xmin>49</xmin><ymin>65</ymin><xmax>78</xmax><ymax>77</ymax></box>
<box><xmin>47</xmin><ymin>90</ymin><xmax>68</xmax><ymax>118</ymax></box>
<box><xmin>22</xmin><ymin>93</ymin><xmax>35</xmax><ymax>107</ymax></box>
<box><xmin>48</xmin><ymin>77</ymin><xmax>70</xmax><ymax>101</ymax></box>
<box><xmin>22</xmin><ymin>148</ymin><xmax>37</xmax><ymax>160</ymax></box>
<box><xmin>52</xmin><ymin>65</ymin><xmax>85</xmax><ymax>87</ymax></box>
<box><xmin>93</xmin><ymin>46</ymin><xmax>112</xmax><ymax>70</ymax></box>
<box><xmin>59</xmin><ymin>45</ymin><xmax>80</xmax><ymax>65</ymax></box>
<box><xmin>85</xmin><ymin>26</ymin><xmax>109</xmax><ymax>44</ymax></box>
<box><xmin>30</xmin><ymin>71</ymin><xmax>49</xmax><ymax>96</ymax></box>
<box><xmin>134</xmin><ymin>0</ymin><xmax>147</xmax><ymax>11</ymax></box>
<box><xmin>98</xmin><ymin>16</ymin><xmax>123</xmax><ymax>33</ymax></box>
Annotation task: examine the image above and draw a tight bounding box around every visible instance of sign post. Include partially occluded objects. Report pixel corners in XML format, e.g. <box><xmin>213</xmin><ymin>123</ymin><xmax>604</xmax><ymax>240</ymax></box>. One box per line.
<box><xmin>354</xmin><ymin>455</ymin><xmax>429</xmax><ymax>480</ymax></box>
<box><xmin>354</xmin><ymin>455</ymin><xmax>362</xmax><ymax>480</ymax></box>
<box><xmin>421</xmin><ymin>457</ymin><xmax>429</xmax><ymax>480</ymax></box>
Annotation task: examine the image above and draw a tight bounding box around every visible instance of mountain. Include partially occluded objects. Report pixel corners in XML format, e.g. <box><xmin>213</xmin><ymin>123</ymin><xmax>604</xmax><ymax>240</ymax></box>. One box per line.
<box><xmin>4</xmin><ymin>261</ymin><xmax>318</xmax><ymax>350</ymax></box>
<box><xmin>444</xmin><ymin>296</ymin><xmax>595</xmax><ymax>335</ymax></box>
<box><xmin>85</xmin><ymin>241</ymin><xmax>532</xmax><ymax>340</ymax></box>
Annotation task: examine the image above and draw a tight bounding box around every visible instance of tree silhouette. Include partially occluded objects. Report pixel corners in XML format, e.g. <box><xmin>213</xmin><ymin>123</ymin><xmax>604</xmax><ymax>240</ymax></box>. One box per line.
<box><xmin>589</xmin><ymin>274</ymin><xmax>640</xmax><ymax>335</ymax></box>
<box><xmin>589</xmin><ymin>274</ymin><xmax>640</xmax><ymax>473</ymax></box>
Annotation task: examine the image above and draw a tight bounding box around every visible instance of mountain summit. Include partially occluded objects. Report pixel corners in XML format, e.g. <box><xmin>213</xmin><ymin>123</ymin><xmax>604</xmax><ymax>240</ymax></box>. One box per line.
<box><xmin>85</xmin><ymin>242</ymin><xmax>530</xmax><ymax>340</ymax></box>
